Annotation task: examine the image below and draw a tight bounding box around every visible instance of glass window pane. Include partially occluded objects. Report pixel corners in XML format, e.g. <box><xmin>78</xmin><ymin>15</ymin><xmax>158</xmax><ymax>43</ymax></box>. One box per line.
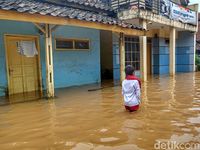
<box><xmin>132</xmin><ymin>52</ymin><xmax>135</xmax><ymax>62</ymax></box>
<box><xmin>131</xmin><ymin>43</ymin><xmax>135</xmax><ymax>51</ymax></box>
<box><xmin>125</xmin><ymin>43</ymin><xmax>128</xmax><ymax>52</ymax></box>
<box><xmin>125</xmin><ymin>52</ymin><xmax>131</xmax><ymax>61</ymax></box>
<box><xmin>136</xmin><ymin>43</ymin><xmax>140</xmax><ymax>52</ymax></box>
<box><xmin>136</xmin><ymin>52</ymin><xmax>140</xmax><ymax>61</ymax></box>
<box><xmin>56</xmin><ymin>39</ymin><xmax>73</xmax><ymax>49</ymax></box>
<box><xmin>75</xmin><ymin>40</ymin><xmax>89</xmax><ymax>49</ymax></box>
<box><xmin>127</xmin><ymin>43</ymin><xmax>131</xmax><ymax>52</ymax></box>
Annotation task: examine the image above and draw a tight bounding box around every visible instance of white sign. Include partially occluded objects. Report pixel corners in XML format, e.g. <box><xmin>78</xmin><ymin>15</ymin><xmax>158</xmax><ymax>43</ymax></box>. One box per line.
<box><xmin>170</xmin><ymin>2</ymin><xmax>197</xmax><ymax>25</ymax></box>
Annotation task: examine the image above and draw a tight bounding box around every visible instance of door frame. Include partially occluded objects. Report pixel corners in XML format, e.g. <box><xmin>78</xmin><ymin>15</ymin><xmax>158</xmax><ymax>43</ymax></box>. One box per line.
<box><xmin>4</xmin><ymin>34</ymin><xmax>43</xmax><ymax>95</ymax></box>
<box><xmin>147</xmin><ymin>43</ymin><xmax>152</xmax><ymax>75</ymax></box>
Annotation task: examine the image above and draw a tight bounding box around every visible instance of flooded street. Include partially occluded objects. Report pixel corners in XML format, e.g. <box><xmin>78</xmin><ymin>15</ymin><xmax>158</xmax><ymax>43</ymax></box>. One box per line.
<box><xmin>0</xmin><ymin>73</ymin><xmax>200</xmax><ymax>150</ymax></box>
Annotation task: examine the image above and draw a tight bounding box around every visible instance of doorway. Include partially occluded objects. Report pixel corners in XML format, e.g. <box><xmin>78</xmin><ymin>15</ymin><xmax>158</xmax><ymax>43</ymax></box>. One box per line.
<box><xmin>100</xmin><ymin>31</ymin><xmax>113</xmax><ymax>83</ymax></box>
<box><xmin>5</xmin><ymin>35</ymin><xmax>42</xmax><ymax>96</ymax></box>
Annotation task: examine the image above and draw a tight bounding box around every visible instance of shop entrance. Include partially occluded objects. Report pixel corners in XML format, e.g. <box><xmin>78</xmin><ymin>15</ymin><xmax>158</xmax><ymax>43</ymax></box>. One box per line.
<box><xmin>100</xmin><ymin>31</ymin><xmax>113</xmax><ymax>82</ymax></box>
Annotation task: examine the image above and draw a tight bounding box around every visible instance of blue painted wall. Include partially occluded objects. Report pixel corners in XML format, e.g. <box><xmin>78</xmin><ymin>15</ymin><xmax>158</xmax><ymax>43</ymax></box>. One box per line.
<box><xmin>152</xmin><ymin>31</ymin><xmax>194</xmax><ymax>75</ymax></box>
<box><xmin>152</xmin><ymin>37</ymin><xmax>160</xmax><ymax>74</ymax></box>
<box><xmin>152</xmin><ymin>37</ymin><xmax>169</xmax><ymax>75</ymax></box>
<box><xmin>176</xmin><ymin>31</ymin><xmax>194</xmax><ymax>72</ymax></box>
<box><xmin>112</xmin><ymin>33</ymin><xmax>120</xmax><ymax>81</ymax></box>
<box><xmin>52</xmin><ymin>26</ymin><xmax>100</xmax><ymax>88</ymax></box>
<box><xmin>0</xmin><ymin>20</ymin><xmax>100</xmax><ymax>96</ymax></box>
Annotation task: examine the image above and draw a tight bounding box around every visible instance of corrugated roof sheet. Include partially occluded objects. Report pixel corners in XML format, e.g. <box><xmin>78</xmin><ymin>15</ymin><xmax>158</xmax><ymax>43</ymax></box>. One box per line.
<box><xmin>0</xmin><ymin>0</ymin><xmax>145</xmax><ymax>30</ymax></box>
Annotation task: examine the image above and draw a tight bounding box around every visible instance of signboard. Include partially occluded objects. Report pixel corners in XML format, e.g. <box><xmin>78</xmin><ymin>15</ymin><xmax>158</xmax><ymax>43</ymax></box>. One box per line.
<box><xmin>170</xmin><ymin>2</ymin><xmax>197</xmax><ymax>25</ymax></box>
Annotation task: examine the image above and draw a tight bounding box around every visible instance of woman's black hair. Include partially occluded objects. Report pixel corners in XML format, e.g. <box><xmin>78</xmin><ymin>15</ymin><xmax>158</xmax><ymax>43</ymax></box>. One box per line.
<box><xmin>125</xmin><ymin>65</ymin><xmax>135</xmax><ymax>75</ymax></box>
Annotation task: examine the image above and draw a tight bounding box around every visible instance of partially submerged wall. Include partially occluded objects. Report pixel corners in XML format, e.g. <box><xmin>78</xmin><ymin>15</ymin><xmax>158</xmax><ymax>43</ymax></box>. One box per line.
<box><xmin>0</xmin><ymin>20</ymin><xmax>101</xmax><ymax>96</ymax></box>
<box><xmin>176</xmin><ymin>31</ymin><xmax>195</xmax><ymax>72</ymax></box>
<box><xmin>152</xmin><ymin>37</ymin><xmax>169</xmax><ymax>74</ymax></box>
<box><xmin>52</xmin><ymin>26</ymin><xmax>101</xmax><ymax>88</ymax></box>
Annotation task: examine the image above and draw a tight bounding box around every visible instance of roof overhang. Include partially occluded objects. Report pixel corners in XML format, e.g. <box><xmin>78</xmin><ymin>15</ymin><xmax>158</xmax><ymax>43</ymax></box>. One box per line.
<box><xmin>118</xmin><ymin>9</ymin><xmax>198</xmax><ymax>32</ymax></box>
<box><xmin>0</xmin><ymin>9</ymin><xmax>146</xmax><ymax>36</ymax></box>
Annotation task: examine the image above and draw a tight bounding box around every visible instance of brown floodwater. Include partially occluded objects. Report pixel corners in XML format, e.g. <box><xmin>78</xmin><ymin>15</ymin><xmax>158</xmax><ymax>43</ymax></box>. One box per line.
<box><xmin>0</xmin><ymin>73</ymin><xmax>200</xmax><ymax>150</ymax></box>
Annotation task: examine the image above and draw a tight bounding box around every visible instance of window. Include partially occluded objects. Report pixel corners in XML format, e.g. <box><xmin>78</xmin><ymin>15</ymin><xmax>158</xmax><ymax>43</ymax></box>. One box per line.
<box><xmin>55</xmin><ymin>38</ymin><xmax>90</xmax><ymax>50</ymax></box>
<box><xmin>75</xmin><ymin>40</ymin><xmax>89</xmax><ymax>50</ymax></box>
<box><xmin>56</xmin><ymin>39</ymin><xmax>73</xmax><ymax>49</ymax></box>
<box><xmin>125</xmin><ymin>36</ymin><xmax>140</xmax><ymax>70</ymax></box>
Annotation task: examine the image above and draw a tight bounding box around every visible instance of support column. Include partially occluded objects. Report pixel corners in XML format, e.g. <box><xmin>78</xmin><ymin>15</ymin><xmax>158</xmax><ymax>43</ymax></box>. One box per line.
<box><xmin>45</xmin><ymin>24</ymin><xmax>54</xmax><ymax>98</ymax></box>
<box><xmin>169</xmin><ymin>27</ymin><xmax>176</xmax><ymax>75</ymax></box>
<box><xmin>193</xmin><ymin>33</ymin><xmax>196</xmax><ymax>72</ymax></box>
<box><xmin>120</xmin><ymin>33</ymin><xmax>125</xmax><ymax>83</ymax></box>
<box><xmin>139</xmin><ymin>19</ymin><xmax>147</xmax><ymax>81</ymax></box>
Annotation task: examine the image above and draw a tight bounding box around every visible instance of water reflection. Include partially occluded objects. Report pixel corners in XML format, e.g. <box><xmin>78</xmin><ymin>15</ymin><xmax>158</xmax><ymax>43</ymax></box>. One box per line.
<box><xmin>0</xmin><ymin>73</ymin><xmax>199</xmax><ymax>149</ymax></box>
<box><xmin>0</xmin><ymin>91</ymin><xmax>42</xmax><ymax>106</ymax></box>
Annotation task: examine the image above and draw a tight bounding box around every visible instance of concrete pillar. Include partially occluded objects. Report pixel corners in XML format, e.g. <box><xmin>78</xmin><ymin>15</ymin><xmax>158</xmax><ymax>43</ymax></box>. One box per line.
<box><xmin>169</xmin><ymin>27</ymin><xmax>176</xmax><ymax>75</ymax></box>
<box><xmin>120</xmin><ymin>33</ymin><xmax>125</xmax><ymax>83</ymax></box>
<box><xmin>139</xmin><ymin>19</ymin><xmax>147</xmax><ymax>81</ymax></box>
<box><xmin>45</xmin><ymin>24</ymin><xmax>54</xmax><ymax>98</ymax></box>
<box><xmin>193</xmin><ymin>33</ymin><xmax>196</xmax><ymax>72</ymax></box>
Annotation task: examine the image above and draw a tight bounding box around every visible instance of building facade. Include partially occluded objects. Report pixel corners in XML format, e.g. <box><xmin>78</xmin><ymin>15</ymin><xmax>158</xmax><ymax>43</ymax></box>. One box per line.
<box><xmin>0</xmin><ymin>0</ymin><xmax>198</xmax><ymax>98</ymax></box>
<box><xmin>0</xmin><ymin>0</ymin><xmax>145</xmax><ymax>97</ymax></box>
<box><xmin>111</xmin><ymin>0</ymin><xmax>198</xmax><ymax>80</ymax></box>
